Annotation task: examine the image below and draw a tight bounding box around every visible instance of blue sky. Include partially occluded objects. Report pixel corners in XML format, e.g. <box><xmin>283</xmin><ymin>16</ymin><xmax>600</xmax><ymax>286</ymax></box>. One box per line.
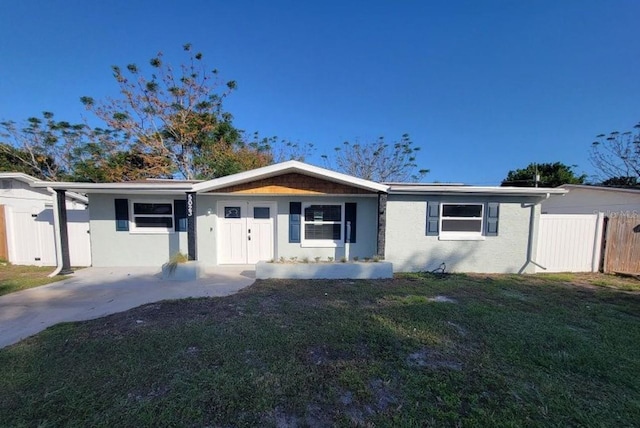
<box><xmin>1</xmin><ymin>0</ymin><xmax>638</xmax><ymax>184</ymax></box>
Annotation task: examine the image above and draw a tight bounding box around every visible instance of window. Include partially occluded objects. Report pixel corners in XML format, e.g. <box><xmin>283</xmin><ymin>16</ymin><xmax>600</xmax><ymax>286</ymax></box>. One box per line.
<box><xmin>131</xmin><ymin>201</ymin><xmax>174</xmax><ymax>233</ymax></box>
<box><xmin>253</xmin><ymin>207</ymin><xmax>270</xmax><ymax>219</ymax></box>
<box><xmin>302</xmin><ymin>203</ymin><xmax>343</xmax><ymax>247</ymax></box>
<box><xmin>174</xmin><ymin>199</ymin><xmax>187</xmax><ymax>232</ymax></box>
<box><xmin>440</xmin><ymin>203</ymin><xmax>483</xmax><ymax>236</ymax></box>
<box><xmin>224</xmin><ymin>206</ymin><xmax>241</xmax><ymax>219</ymax></box>
<box><xmin>441</xmin><ymin>204</ymin><xmax>483</xmax><ymax>232</ymax></box>
<box><xmin>427</xmin><ymin>202</ymin><xmax>499</xmax><ymax>240</ymax></box>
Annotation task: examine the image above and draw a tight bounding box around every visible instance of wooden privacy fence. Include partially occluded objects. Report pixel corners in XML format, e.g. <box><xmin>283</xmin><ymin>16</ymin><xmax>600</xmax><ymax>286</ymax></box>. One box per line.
<box><xmin>604</xmin><ymin>215</ymin><xmax>640</xmax><ymax>274</ymax></box>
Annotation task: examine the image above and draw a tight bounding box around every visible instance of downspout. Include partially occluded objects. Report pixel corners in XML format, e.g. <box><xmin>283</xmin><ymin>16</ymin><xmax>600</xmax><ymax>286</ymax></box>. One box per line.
<box><xmin>521</xmin><ymin>193</ymin><xmax>550</xmax><ymax>273</ymax></box>
<box><xmin>47</xmin><ymin>187</ymin><xmax>63</xmax><ymax>277</ymax></box>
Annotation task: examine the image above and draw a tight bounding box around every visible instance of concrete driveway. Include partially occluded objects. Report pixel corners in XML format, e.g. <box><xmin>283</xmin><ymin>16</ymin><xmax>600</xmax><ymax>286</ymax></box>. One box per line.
<box><xmin>0</xmin><ymin>266</ymin><xmax>255</xmax><ymax>349</ymax></box>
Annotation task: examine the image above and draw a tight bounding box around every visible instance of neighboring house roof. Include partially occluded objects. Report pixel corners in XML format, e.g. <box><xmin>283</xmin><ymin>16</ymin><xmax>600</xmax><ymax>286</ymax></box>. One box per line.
<box><xmin>542</xmin><ymin>183</ymin><xmax>640</xmax><ymax>214</ymax></box>
<box><xmin>558</xmin><ymin>184</ymin><xmax>640</xmax><ymax>195</ymax></box>
<box><xmin>0</xmin><ymin>172</ymin><xmax>89</xmax><ymax>204</ymax></box>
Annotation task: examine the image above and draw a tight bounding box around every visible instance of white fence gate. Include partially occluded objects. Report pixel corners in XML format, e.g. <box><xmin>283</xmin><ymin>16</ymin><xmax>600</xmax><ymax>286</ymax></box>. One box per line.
<box><xmin>535</xmin><ymin>214</ymin><xmax>604</xmax><ymax>273</ymax></box>
<box><xmin>7</xmin><ymin>206</ymin><xmax>91</xmax><ymax>267</ymax></box>
<box><xmin>67</xmin><ymin>209</ymin><xmax>92</xmax><ymax>267</ymax></box>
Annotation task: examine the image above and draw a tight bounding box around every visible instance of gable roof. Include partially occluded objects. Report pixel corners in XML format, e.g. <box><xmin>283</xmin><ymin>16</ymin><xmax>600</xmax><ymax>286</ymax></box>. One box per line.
<box><xmin>192</xmin><ymin>160</ymin><xmax>389</xmax><ymax>193</ymax></box>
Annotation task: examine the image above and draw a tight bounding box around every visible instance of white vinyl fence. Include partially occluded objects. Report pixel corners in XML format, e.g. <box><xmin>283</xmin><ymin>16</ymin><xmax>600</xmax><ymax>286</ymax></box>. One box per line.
<box><xmin>535</xmin><ymin>214</ymin><xmax>604</xmax><ymax>273</ymax></box>
<box><xmin>7</xmin><ymin>206</ymin><xmax>91</xmax><ymax>267</ymax></box>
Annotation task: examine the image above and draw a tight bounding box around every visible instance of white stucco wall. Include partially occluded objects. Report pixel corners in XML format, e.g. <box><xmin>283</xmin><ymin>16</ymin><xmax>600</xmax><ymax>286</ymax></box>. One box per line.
<box><xmin>89</xmin><ymin>193</ymin><xmax>378</xmax><ymax>267</ymax></box>
<box><xmin>89</xmin><ymin>194</ymin><xmax>188</xmax><ymax>267</ymax></box>
<box><xmin>542</xmin><ymin>187</ymin><xmax>640</xmax><ymax>216</ymax></box>
<box><xmin>196</xmin><ymin>195</ymin><xmax>379</xmax><ymax>265</ymax></box>
<box><xmin>385</xmin><ymin>194</ymin><xmax>543</xmax><ymax>273</ymax></box>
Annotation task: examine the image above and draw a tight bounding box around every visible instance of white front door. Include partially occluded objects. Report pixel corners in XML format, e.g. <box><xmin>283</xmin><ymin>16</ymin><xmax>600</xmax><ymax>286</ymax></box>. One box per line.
<box><xmin>217</xmin><ymin>201</ymin><xmax>275</xmax><ymax>264</ymax></box>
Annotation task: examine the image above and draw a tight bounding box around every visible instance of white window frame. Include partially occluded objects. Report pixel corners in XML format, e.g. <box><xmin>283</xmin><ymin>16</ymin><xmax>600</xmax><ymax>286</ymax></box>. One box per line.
<box><xmin>301</xmin><ymin>202</ymin><xmax>344</xmax><ymax>248</ymax></box>
<box><xmin>439</xmin><ymin>203</ymin><xmax>485</xmax><ymax>241</ymax></box>
<box><xmin>130</xmin><ymin>200</ymin><xmax>175</xmax><ymax>234</ymax></box>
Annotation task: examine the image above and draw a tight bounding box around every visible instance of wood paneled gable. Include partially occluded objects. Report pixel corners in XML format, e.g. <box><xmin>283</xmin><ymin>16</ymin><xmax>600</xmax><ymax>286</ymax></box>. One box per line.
<box><xmin>207</xmin><ymin>173</ymin><xmax>375</xmax><ymax>195</ymax></box>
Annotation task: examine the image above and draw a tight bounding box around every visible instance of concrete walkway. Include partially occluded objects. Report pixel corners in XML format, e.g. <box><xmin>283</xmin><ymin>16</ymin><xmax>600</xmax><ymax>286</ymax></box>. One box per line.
<box><xmin>0</xmin><ymin>266</ymin><xmax>255</xmax><ymax>349</ymax></box>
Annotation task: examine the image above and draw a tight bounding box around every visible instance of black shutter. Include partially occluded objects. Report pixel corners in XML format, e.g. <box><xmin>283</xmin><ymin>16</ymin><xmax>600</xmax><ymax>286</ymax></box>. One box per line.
<box><xmin>174</xmin><ymin>199</ymin><xmax>187</xmax><ymax>232</ymax></box>
<box><xmin>426</xmin><ymin>201</ymin><xmax>439</xmax><ymax>236</ymax></box>
<box><xmin>486</xmin><ymin>202</ymin><xmax>500</xmax><ymax>236</ymax></box>
<box><xmin>289</xmin><ymin>202</ymin><xmax>301</xmax><ymax>243</ymax></box>
<box><xmin>345</xmin><ymin>203</ymin><xmax>357</xmax><ymax>243</ymax></box>
<box><xmin>115</xmin><ymin>199</ymin><xmax>129</xmax><ymax>231</ymax></box>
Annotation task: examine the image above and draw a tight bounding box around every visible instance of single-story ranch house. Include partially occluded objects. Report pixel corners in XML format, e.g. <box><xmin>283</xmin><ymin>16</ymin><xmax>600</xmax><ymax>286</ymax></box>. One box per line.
<box><xmin>32</xmin><ymin>161</ymin><xmax>566</xmax><ymax>274</ymax></box>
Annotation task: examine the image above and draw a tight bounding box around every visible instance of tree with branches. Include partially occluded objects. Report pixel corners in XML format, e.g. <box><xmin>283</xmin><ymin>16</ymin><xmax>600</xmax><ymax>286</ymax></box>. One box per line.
<box><xmin>590</xmin><ymin>121</ymin><xmax>640</xmax><ymax>186</ymax></box>
<box><xmin>0</xmin><ymin>112</ymin><xmax>88</xmax><ymax>180</ymax></box>
<box><xmin>0</xmin><ymin>111</ymin><xmax>172</xmax><ymax>182</ymax></box>
<box><xmin>81</xmin><ymin>43</ymin><xmax>271</xmax><ymax>180</ymax></box>
<box><xmin>0</xmin><ymin>142</ymin><xmax>55</xmax><ymax>178</ymax></box>
<box><xmin>322</xmin><ymin>134</ymin><xmax>428</xmax><ymax>182</ymax></box>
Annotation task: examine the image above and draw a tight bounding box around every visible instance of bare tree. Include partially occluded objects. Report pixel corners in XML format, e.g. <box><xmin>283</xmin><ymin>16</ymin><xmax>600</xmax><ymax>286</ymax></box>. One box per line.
<box><xmin>248</xmin><ymin>132</ymin><xmax>315</xmax><ymax>163</ymax></box>
<box><xmin>590</xmin><ymin>122</ymin><xmax>640</xmax><ymax>184</ymax></box>
<box><xmin>81</xmin><ymin>43</ymin><xmax>263</xmax><ymax>180</ymax></box>
<box><xmin>322</xmin><ymin>134</ymin><xmax>428</xmax><ymax>182</ymax></box>
<box><xmin>0</xmin><ymin>112</ymin><xmax>88</xmax><ymax>180</ymax></box>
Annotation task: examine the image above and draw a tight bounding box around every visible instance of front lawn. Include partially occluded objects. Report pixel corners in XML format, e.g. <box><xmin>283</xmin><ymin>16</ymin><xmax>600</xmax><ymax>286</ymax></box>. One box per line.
<box><xmin>0</xmin><ymin>263</ymin><xmax>66</xmax><ymax>297</ymax></box>
<box><xmin>1</xmin><ymin>273</ymin><xmax>639</xmax><ymax>426</ymax></box>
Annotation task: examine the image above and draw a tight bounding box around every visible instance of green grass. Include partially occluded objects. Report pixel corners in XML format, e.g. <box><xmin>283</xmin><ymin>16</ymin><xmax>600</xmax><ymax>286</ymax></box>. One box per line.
<box><xmin>0</xmin><ymin>263</ymin><xmax>67</xmax><ymax>297</ymax></box>
<box><xmin>1</xmin><ymin>273</ymin><xmax>639</xmax><ymax>426</ymax></box>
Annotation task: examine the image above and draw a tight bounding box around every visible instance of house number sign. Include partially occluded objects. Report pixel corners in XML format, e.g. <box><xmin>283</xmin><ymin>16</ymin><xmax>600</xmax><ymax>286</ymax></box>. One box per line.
<box><xmin>187</xmin><ymin>193</ymin><xmax>194</xmax><ymax>217</ymax></box>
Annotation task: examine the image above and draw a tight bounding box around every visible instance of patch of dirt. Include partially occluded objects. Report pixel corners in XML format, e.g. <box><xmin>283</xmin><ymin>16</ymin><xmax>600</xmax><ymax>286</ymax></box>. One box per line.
<box><xmin>407</xmin><ymin>347</ymin><xmax>463</xmax><ymax>371</ymax></box>
<box><xmin>269</xmin><ymin>404</ymin><xmax>333</xmax><ymax>428</ymax></box>
<box><xmin>337</xmin><ymin>378</ymin><xmax>401</xmax><ymax>425</ymax></box>
<box><xmin>428</xmin><ymin>295</ymin><xmax>457</xmax><ymax>303</ymax></box>
<box><xmin>243</xmin><ymin>349</ymin><xmax>268</xmax><ymax>370</ymax></box>
<box><xmin>267</xmin><ymin>378</ymin><xmax>401</xmax><ymax>427</ymax></box>
<box><xmin>81</xmin><ymin>296</ymin><xmax>244</xmax><ymax>340</ymax></box>
<box><xmin>127</xmin><ymin>384</ymin><xmax>170</xmax><ymax>403</ymax></box>
<box><xmin>445</xmin><ymin>321</ymin><xmax>468</xmax><ymax>337</ymax></box>
<box><xmin>368</xmin><ymin>378</ymin><xmax>399</xmax><ymax>412</ymax></box>
<box><xmin>499</xmin><ymin>289</ymin><xmax>532</xmax><ymax>301</ymax></box>
<box><xmin>185</xmin><ymin>346</ymin><xmax>200</xmax><ymax>356</ymax></box>
<box><xmin>303</xmin><ymin>345</ymin><xmax>367</xmax><ymax>366</ymax></box>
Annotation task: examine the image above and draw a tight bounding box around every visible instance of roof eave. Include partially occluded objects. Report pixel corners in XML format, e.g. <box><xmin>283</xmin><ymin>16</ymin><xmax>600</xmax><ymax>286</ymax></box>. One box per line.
<box><xmin>30</xmin><ymin>181</ymin><xmax>194</xmax><ymax>193</ymax></box>
<box><xmin>0</xmin><ymin>173</ymin><xmax>88</xmax><ymax>203</ymax></box>
<box><xmin>388</xmin><ymin>187</ymin><xmax>567</xmax><ymax>197</ymax></box>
